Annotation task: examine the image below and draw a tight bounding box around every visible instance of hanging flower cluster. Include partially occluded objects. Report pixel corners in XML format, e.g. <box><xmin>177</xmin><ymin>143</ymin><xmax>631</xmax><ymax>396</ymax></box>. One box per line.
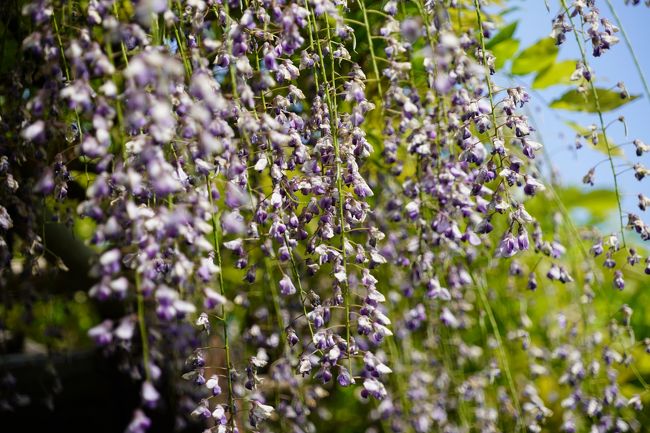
<box><xmin>2</xmin><ymin>0</ymin><xmax>649</xmax><ymax>432</ymax></box>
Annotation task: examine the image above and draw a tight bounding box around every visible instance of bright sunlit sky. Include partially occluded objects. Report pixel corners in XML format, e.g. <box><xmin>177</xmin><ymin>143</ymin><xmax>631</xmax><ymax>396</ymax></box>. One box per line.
<box><xmin>497</xmin><ymin>1</ymin><xmax>650</xmax><ymax>234</ymax></box>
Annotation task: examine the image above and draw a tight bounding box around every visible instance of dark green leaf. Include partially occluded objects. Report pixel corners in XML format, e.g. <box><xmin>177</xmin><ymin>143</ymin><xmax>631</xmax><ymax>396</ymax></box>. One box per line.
<box><xmin>511</xmin><ymin>38</ymin><xmax>558</xmax><ymax>75</ymax></box>
<box><xmin>532</xmin><ymin>60</ymin><xmax>577</xmax><ymax>89</ymax></box>
<box><xmin>551</xmin><ymin>88</ymin><xmax>640</xmax><ymax>112</ymax></box>
<box><xmin>0</xmin><ymin>39</ymin><xmax>19</xmax><ymax>74</ymax></box>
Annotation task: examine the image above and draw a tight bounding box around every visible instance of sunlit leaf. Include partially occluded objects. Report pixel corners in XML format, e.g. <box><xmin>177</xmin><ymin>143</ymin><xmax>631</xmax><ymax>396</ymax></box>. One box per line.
<box><xmin>511</xmin><ymin>38</ymin><xmax>558</xmax><ymax>75</ymax></box>
<box><xmin>492</xmin><ymin>39</ymin><xmax>520</xmax><ymax>71</ymax></box>
<box><xmin>532</xmin><ymin>60</ymin><xmax>577</xmax><ymax>89</ymax></box>
<box><xmin>565</xmin><ymin>121</ymin><xmax>623</xmax><ymax>157</ymax></box>
<box><xmin>71</xmin><ymin>170</ymin><xmax>97</xmax><ymax>189</ymax></box>
<box><xmin>499</xmin><ymin>6</ymin><xmax>521</xmax><ymax>16</ymax></box>
<box><xmin>486</xmin><ymin>21</ymin><xmax>517</xmax><ymax>49</ymax></box>
<box><xmin>557</xmin><ymin>186</ymin><xmax>617</xmax><ymax>221</ymax></box>
<box><xmin>551</xmin><ymin>88</ymin><xmax>640</xmax><ymax>112</ymax></box>
<box><xmin>74</xmin><ymin>217</ymin><xmax>97</xmax><ymax>242</ymax></box>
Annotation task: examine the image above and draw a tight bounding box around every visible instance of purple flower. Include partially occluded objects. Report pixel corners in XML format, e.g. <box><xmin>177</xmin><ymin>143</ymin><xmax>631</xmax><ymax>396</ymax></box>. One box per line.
<box><xmin>125</xmin><ymin>410</ymin><xmax>151</xmax><ymax>433</ymax></box>
<box><xmin>496</xmin><ymin>233</ymin><xmax>517</xmax><ymax>258</ymax></box>
<box><xmin>440</xmin><ymin>308</ymin><xmax>459</xmax><ymax>328</ymax></box>
<box><xmin>88</xmin><ymin>320</ymin><xmax>113</xmax><ymax>346</ymax></box>
<box><xmin>212</xmin><ymin>404</ymin><xmax>227</xmax><ymax>425</ymax></box>
<box><xmin>279</xmin><ymin>275</ymin><xmax>296</xmax><ymax>296</ymax></box>
<box><xmin>249</xmin><ymin>401</ymin><xmax>274</xmax><ymax>427</ymax></box>
<box><xmin>337</xmin><ymin>366</ymin><xmax>355</xmax><ymax>387</ymax></box>
<box><xmin>362</xmin><ymin>378</ymin><xmax>387</xmax><ymax>400</ymax></box>
<box><xmin>613</xmin><ymin>270</ymin><xmax>625</xmax><ymax>290</ymax></box>
<box><xmin>99</xmin><ymin>249</ymin><xmax>121</xmax><ymax>275</ymax></box>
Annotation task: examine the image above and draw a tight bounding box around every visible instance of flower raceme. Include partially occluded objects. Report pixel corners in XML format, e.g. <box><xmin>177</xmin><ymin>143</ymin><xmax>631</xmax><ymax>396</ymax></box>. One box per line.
<box><xmin>2</xmin><ymin>0</ymin><xmax>648</xmax><ymax>432</ymax></box>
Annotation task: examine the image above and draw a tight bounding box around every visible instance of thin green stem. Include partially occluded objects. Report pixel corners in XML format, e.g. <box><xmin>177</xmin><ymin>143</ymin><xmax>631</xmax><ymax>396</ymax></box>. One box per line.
<box><xmin>385</xmin><ymin>335</ymin><xmax>413</xmax><ymax>432</ymax></box>
<box><xmin>310</xmin><ymin>7</ymin><xmax>352</xmax><ymax>369</ymax></box>
<box><xmin>474</xmin><ymin>0</ymin><xmax>512</xmax><ymax>210</ymax></box>
<box><xmin>302</xmin><ymin>0</ymin><xmax>320</xmax><ymax>92</ymax></box>
<box><xmin>174</xmin><ymin>25</ymin><xmax>193</xmax><ymax>78</ymax></box>
<box><xmin>247</xmin><ymin>45</ymin><xmax>292</xmax><ymax>358</ymax></box>
<box><xmin>474</xmin><ymin>274</ymin><xmax>522</xmax><ymax>431</ymax></box>
<box><xmin>51</xmin><ymin>14</ymin><xmax>70</xmax><ymax>82</ymax></box>
<box><xmin>473</xmin><ymin>1</ymin><xmax>499</xmax><ymax>141</ymax></box>
<box><xmin>561</xmin><ymin>0</ymin><xmax>626</xmax><ymax>247</ymax></box>
<box><xmin>357</xmin><ymin>0</ymin><xmax>383</xmax><ymax>98</ymax></box>
<box><xmin>265</xmin><ymin>258</ymin><xmax>289</xmax><ymax>355</ymax></box>
<box><xmin>113</xmin><ymin>3</ymin><xmax>130</xmax><ymax>67</ymax></box>
<box><xmin>286</xmin><ymin>234</ymin><xmax>317</xmax><ymax>343</ymax></box>
<box><xmin>604</xmin><ymin>0</ymin><xmax>650</xmax><ymax>106</ymax></box>
<box><xmin>103</xmin><ymin>41</ymin><xmax>128</xmax><ymax>160</ymax></box>
<box><xmin>172</xmin><ymin>1</ymin><xmax>193</xmax><ymax>77</ymax></box>
<box><xmin>324</xmin><ymin>15</ymin><xmax>352</xmax><ymax>373</ymax></box>
<box><xmin>52</xmin><ymin>13</ymin><xmax>83</xmax><ymax>142</ymax></box>
<box><xmin>470</xmin><ymin>18</ymin><xmax>525</xmax><ymax>423</ymax></box>
<box><xmin>206</xmin><ymin>176</ymin><xmax>236</xmax><ymax>430</ymax></box>
<box><xmin>151</xmin><ymin>12</ymin><xmax>161</xmax><ymax>45</ymax></box>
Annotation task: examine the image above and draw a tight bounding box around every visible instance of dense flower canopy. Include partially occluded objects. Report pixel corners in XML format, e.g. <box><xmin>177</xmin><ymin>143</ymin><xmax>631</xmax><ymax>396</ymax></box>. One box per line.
<box><xmin>1</xmin><ymin>0</ymin><xmax>650</xmax><ymax>432</ymax></box>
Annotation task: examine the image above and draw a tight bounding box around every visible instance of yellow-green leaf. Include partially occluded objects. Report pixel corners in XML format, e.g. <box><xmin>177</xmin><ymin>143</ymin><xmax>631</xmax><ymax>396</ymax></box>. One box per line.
<box><xmin>532</xmin><ymin>60</ymin><xmax>577</xmax><ymax>89</ymax></box>
<box><xmin>486</xmin><ymin>22</ymin><xmax>517</xmax><ymax>49</ymax></box>
<box><xmin>551</xmin><ymin>88</ymin><xmax>640</xmax><ymax>113</ymax></box>
<box><xmin>511</xmin><ymin>38</ymin><xmax>558</xmax><ymax>75</ymax></box>
<box><xmin>70</xmin><ymin>170</ymin><xmax>97</xmax><ymax>189</ymax></box>
<box><xmin>492</xmin><ymin>39</ymin><xmax>520</xmax><ymax>71</ymax></box>
<box><xmin>557</xmin><ymin>186</ymin><xmax>617</xmax><ymax>221</ymax></box>
<box><xmin>565</xmin><ymin>121</ymin><xmax>623</xmax><ymax>157</ymax></box>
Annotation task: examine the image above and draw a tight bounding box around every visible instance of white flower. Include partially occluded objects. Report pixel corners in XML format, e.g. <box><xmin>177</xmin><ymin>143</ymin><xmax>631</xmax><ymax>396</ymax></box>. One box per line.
<box><xmin>141</xmin><ymin>381</ymin><xmax>159</xmax><ymax>406</ymax></box>
<box><xmin>250</xmin><ymin>400</ymin><xmax>274</xmax><ymax>425</ymax></box>
<box><xmin>115</xmin><ymin>317</ymin><xmax>136</xmax><ymax>340</ymax></box>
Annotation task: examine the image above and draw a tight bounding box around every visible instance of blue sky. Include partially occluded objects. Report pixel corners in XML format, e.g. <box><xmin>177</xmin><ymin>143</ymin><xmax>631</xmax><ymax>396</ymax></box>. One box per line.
<box><xmin>499</xmin><ymin>1</ymin><xmax>650</xmax><ymax>235</ymax></box>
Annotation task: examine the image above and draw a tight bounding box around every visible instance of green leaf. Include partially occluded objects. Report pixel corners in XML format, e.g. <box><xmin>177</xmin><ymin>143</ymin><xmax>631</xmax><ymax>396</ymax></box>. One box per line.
<box><xmin>511</xmin><ymin>38</ymin><xmax>558</xmax><ymax>75</ymax></box>
<box><xmin>70</xmin><ymin>170</ymin><xmax>97</xmax><ymax>189</ymax></box>
<box><xmin>499</xmin><ymin>6</ymin><xmax>521</xmax><ymax>16</ymax></box>
<box><xmin>532</xmin><ymin>60</ymin><xmax>577</xmax><ymax>89</ymax></box>
<box><xmin>565</xmin><ymin>121</ymin><xmax>623</xmax><ymax>157</ymax></box>
<box><xmin>486</xmin><ymin>21</ymin><xmax>517</xmax><ymax>49</ymax></box>
<box><xmin>557</xmin><ymin>187</ymin><xmax>617</xmax><ymax>221</ymax></box>
<box><xmin>551</xmin><ymin>88</ymin><xmax>640</xmax><ymax>112</ymax></box>
<box><xmin>492</xmin><ymin>39</ymin><xmax>520</xmax><ymax>71</ymax></box>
